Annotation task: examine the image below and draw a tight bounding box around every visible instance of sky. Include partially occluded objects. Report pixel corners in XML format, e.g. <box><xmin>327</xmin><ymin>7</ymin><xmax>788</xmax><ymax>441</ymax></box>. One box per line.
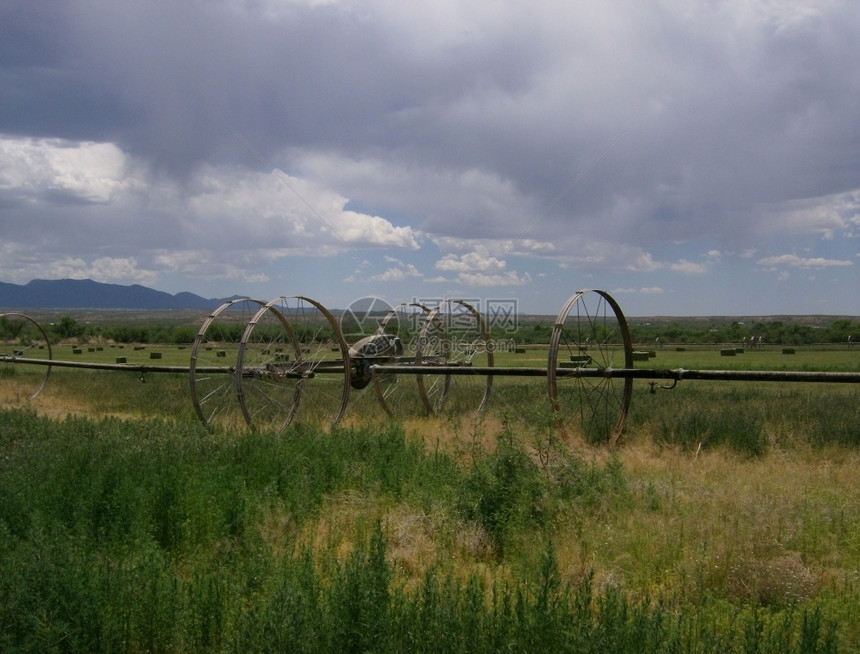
<box><xmin>1</xmin><ymin>0</ymin><xmax>858</xmax><ymax>318</ymax></box>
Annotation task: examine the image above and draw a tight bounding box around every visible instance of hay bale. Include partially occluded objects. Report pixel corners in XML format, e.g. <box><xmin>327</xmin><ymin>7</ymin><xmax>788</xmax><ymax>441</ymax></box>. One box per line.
<box><xmin>149</xmin><ymin>352</ymin><xmax>162</xmax><ymax>360</ymax></box>
<box><xmin>116</xmin><ymin>356</ymin><xmax>127</xmax><ymax>364</ymax></box>
<box><xmin>632</xmin><ymin>351</ymin><xmax>651</xmax><ymax>361</ymax></box>
<box><xmin>720</xmin><ymin>348</ymin><xmax>736</xmax><ymax>356</ymax></box>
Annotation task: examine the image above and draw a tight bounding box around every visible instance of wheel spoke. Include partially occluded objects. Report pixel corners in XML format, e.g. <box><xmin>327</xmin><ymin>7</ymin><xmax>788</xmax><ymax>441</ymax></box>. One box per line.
<box><xmin>365</xmin><ymin>302</ymin><xmax>431</xmax><ymax>416</ymax></box>
<box><xmin>238</xmin><ymin>296</ymin><xmax>349</xmax><ymax>431</ymax></box>
<box><xmin>0</xmin><ymin>313</ymin><xmax>52</xmax><ymax>405</ymax></box>
<box><xmin>416</xmin><ymin>300</ymin><xmax>494</xmax><ymax>415</ymax></box>
<box><xmin>189</xmin><ymin>298</ymin><xmax>264</xmax><ymax>430</ymax></box>
<box><xmin>548</xmin><ymin>290</ymin><xmax>632</xmax><ymax>443</ymax></box>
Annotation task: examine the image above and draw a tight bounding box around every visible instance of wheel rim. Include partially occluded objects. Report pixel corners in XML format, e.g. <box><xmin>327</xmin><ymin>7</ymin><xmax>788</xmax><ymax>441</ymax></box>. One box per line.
<box><xmin>547</xmin><ymin>290</ymin><xmax>632</xmax><ymax>444</ymax></box>
<box><xmin>189</xmin><ymin>298</ymin><xmax>265</xmax><ymax>430</ymax></box>
<box><xmin>369</xmin><ymin>302</ymin><xmax>432</xmax><ymax>416</ymax></box>
<box><xmin>237</xmin><ymin>296</ymin><xmax>350</xmax><ymax>431</ymax></box>
<box><xmin>0</xmin><ymin>312</ymin><xmax>52</xmax><ymax>404</ymax></box>
<box><xmin>416</xmin><ymin>299</ymin><xmax>494</xmax><ymax>415</ymax></box>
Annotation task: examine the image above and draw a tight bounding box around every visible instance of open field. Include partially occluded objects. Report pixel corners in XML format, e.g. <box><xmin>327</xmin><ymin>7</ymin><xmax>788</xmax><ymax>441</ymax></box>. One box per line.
<box><xmin>1</xmin><ymin>343</ymin><xmax>859</xmax><ymax>651</ymax></box>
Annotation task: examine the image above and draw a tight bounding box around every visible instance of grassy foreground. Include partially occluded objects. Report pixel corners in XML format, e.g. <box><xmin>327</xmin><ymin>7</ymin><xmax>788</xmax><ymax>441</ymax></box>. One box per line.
<box><xmin>2</xmin><ymin>404</ymin><xmax>858</xmax><ymax>652</ymax></box>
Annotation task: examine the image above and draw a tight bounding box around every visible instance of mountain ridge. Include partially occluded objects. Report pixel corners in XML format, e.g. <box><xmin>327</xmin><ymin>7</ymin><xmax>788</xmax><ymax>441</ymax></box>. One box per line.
<box><xmin>0</xmin><ymin>279</ymin><xmax>234</xmax><ymax>310</ymax></box>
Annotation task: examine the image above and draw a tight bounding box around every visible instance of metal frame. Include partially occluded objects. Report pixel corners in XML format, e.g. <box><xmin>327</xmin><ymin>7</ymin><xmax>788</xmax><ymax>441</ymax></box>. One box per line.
<box><xmin>2</xmin><ymin>291</ymin><xmax>858</xmax><ymax>442</ymax></box>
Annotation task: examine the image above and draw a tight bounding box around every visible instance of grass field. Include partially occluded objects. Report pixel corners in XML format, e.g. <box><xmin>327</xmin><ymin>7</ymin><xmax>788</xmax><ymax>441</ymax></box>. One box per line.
<box><xmin>1</xmin><ymin>342</ymin><xmax>859</xmax><ymax>651</ymax></box>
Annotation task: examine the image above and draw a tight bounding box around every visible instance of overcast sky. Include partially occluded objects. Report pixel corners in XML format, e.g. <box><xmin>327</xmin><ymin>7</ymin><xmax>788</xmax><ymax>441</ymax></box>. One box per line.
<box><xmin>1</xmin><ymin>0</ymin><xmax>858</xmax><ymax>317</ymax></box>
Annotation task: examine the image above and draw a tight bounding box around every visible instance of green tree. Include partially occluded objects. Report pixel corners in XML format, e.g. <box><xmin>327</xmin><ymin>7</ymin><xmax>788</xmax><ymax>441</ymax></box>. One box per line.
<box><xmin>52</xmin><ymin>316</ymin><xmax>84</xmax><ymax>340</ymax></box>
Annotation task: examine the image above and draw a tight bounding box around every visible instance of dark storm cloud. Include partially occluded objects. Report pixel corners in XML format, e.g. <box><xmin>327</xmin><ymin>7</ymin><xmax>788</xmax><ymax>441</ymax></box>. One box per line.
<box><xmin>2</xmin><ymin>1</ymin><xmax>546</xmax><ymax>175</ymax></box>
<box><xmin>1</xmin><ymin>1</ymin><xmax>858</xmax><ymax>313</ymax></box>
<box><xmin>6</xmin><ymin>1</ymin><xmax>858</xmax><ymax>223</ymax></box>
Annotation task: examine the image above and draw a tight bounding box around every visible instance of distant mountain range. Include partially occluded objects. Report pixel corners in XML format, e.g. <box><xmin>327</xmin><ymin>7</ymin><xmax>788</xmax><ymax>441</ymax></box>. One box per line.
<box><xmin>0</xmin><ymin>279</ymin><xmax>234</xmax><ymax>310</ymax></box>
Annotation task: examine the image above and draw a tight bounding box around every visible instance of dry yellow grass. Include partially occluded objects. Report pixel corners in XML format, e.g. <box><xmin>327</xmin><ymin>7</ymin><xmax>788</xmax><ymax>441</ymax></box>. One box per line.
<box><xmin>548</xmin><ymin>441</ymin><xmax>860</xmax><ymax>607</ymax></box>
<box><xmin>5</xmin><ymin>368</ymin><xmax>859</xmax><ymax>624</ymax></box>
<box><xmin>247</xmin><ymin>409</ymin><xmax>860</xmax><ymax>630</ymax></box>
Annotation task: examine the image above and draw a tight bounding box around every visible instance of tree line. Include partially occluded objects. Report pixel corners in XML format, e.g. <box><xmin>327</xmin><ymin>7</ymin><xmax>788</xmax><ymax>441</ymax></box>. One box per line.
<box><xmin>2</xmin><ymin>314</ymin><xmax>858</xmax><ymax>346</ymax></box>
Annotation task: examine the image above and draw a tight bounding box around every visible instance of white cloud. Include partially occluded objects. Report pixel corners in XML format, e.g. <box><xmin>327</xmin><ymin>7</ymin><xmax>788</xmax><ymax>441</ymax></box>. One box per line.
<box><xmin>370</xmin><ymin>263</ymin><xmax>421</xmax><ymax>282</ymax></box>
<box><xmin>87</xmin><ymin>257</ymin><xmax>158</xmax><ymax>285</ymax></box>
<box><xmin>435</xmin><ymin>247</ymin><xmax>506</xmax><ymax>273</ymax></box>
<box><xmin>759</xmin><ymin>188</ymin><xmax>860</xmax><ymax>240</ymax></box>
<box><xmin>153</xmin><ymin>250</ymin><xmax>269</xmax><ymax>283</ymax></box>
<box><xmin>331</xmin><ymin>211</ymin><xmax>419</xmax><ymax>249</ymax></box>
<box><xmin>186</xmin><ymin>165</ymin><xmax>419</xmax><ymax>251</ymax></box>
<box><xmin>4</xmin><ymin>0</ymin><xmax>860</xmax><ymax>314</ymax></box>
<box><xmin>456</xmin><ymin>270</ymin><xmax>532</xmax><ymax>286</ymax></box>
<box><xmin>757</xmin><ymin>253</ymin><xmax>853</xmax><ymax>268</ymax></box>
<box><xmin>0</xmin><ymin>253</ymin><xmax>159</xmax><ymax>287</ymax></box>
<box><xmin>292</xmin><ymin>151</ymin><xmax>540</xmax><ymax>242</ymax></box>
<box><xmin>612</xmin><ymin>286</ymin><xmax>664</xmax><ymax>295</ymax></box>
<box><xmin>0</xmin><ymin>135</ymin><xmax>136</xmax><ymax>203</ymax></box>
<box><xmin>430</xmin><ymin>244</ymin><xmax>531</xmax><ymax>286</ymax></box>
<box><xmin>0</xmin><ymin>135</ymin><xmax>422</xmax><ymax>292</ymax></box>
<box><xmin>624</xmin><ymin>252</ymin><xmax>664</xmax><ymax>273</ymax></box>
<box><xmin>670</xmin><ymin>259</ymin><xmax>707</xmax><ymax>274</ymax></box>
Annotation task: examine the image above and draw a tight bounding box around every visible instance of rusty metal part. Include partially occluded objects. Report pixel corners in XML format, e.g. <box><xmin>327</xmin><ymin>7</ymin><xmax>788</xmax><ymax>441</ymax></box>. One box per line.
<box><xmin>0</xmin><ymin>312</ymin><xmax>53</xmax><ymax>402</ymax></box>
<box><xmin>370</xmin><ymin>364</ymin><xmax>860</xmax><ymax>384</ymax></box>
<box><xmin>369</xmin><ymin>301</ymin><xmax>434</xmax><ymax>415</ymax></box>
<box><xmin>349</xmin><ymin>333</ymin><xmax>403</xmax><ymax>390</ymax></box>
<box><xmin>189</xmin><ymin>297</ymin><xmax>268</xmax><ymax>430</ymax></box>
<box><xmin>237</xmin><ymin>296</ymin><xmax>351</xmax><ymax>431</ymax></box>
<box><xmin>416</xmin><ymin>299</ymin><xmax>494</xmax><ymax>414</ymax></box>
<box><xmin>547</xmin><ymin>290</ymin><xmax>633</xmax><ymax>445</ymax></box>
<box><xmin>4</xmin><ymin>292</ymin><xmax>859</xmax><ymax>444</ymax></box>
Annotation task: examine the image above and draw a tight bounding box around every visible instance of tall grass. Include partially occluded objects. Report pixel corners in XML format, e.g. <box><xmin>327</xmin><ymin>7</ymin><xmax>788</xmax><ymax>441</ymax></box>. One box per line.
<box><xmin>627</xmin><ymin>381</ymin><xmax>859</xmax><ymax>454</ymax></box>
<box><xmin>0</xmin><ymin>408</ymin><xmax>852</xmax><ymax>652</ymax></box>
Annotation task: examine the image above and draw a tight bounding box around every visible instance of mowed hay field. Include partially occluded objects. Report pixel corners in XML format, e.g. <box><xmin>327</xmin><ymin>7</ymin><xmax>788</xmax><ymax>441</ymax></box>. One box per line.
<box><xmin>1</xmin><ymin>344</ymin><xmax>859</xmax><ymax>652</ymax></box>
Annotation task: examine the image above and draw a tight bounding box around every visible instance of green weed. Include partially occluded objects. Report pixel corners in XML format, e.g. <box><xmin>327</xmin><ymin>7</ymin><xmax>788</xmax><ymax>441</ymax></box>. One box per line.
<box><xmin>0</xmin><ymin>408</ymin><xmax>854</xmax><ymax>652</ymax></box>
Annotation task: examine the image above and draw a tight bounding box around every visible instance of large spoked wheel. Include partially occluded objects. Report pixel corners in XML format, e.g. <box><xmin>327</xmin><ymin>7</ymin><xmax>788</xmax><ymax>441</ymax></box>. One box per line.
<box><xmin>235</xmin><ymin>299</ymin><xmax>302</xmax><ymax>432</ymax></box>
<box><xmin>0</xmin><ymin>312</ymin><xmax>53</xmax><ymax>405</ymax></box>
<box><xmin>190</xmin><ymin>298</ymin><xmax>266</xmax><ymax>430</ymax></box>
<box><xmin>417</xmin><ymin>300</ymin><xmax>494</xmax><ymax>415</ymax></box>
<box><xmin>547</xmin><ymin>290</ymin><xmax>633</xmax><ymax>444</ymax></box>
<box><xmin>369</xmin><ymin>302</ymin><xmax>432</xmax><ymax>416</ymax></box>
<box><xmin>238</xmin><ymin>296</ymin><xmax>350</xmax><ymax>431</ymax></box>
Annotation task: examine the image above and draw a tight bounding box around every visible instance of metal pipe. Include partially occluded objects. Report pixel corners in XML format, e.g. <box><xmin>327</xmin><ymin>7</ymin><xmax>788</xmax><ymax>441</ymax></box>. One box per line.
<box><xmin>1</xmin><ymin>355</ymin><xmax>230</xmax><ymax>375</ymax></box>
<box><xmin>5</xmin><ymin>355</ymin><xmax>860</xmax><ymax>384</ymax></box>
<box><xmin>627</xmin><ymin>368</ymin><xmax>860</xmax><ymax>384</ymax></box>
<box><xmin>371</xmin><ymin>364</ymin><xmax>860</xmax><ymax>384</ymax></box>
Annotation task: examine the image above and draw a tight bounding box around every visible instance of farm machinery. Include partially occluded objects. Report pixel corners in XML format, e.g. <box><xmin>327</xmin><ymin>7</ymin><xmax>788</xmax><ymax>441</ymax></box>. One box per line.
<box><xmin>2</xmin><ymin>290</ymin><xmax>859</xmax><ymax>443</ymax></box>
